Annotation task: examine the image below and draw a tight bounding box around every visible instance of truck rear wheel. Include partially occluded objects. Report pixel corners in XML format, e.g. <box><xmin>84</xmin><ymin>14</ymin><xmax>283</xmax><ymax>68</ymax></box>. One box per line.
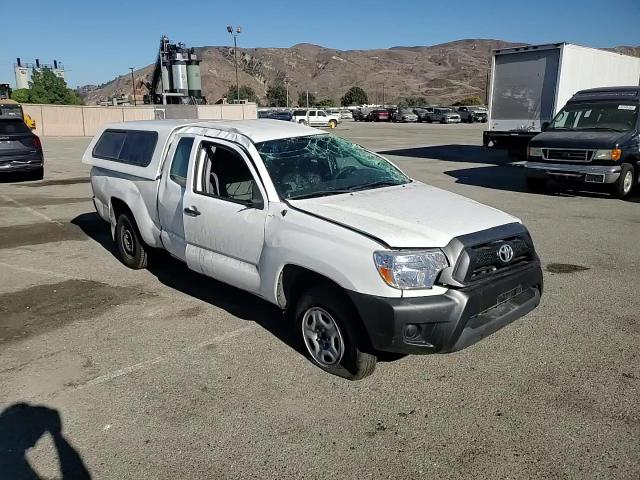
<box><xmin>612</xmin><ymin>164</ymin><xmax>634</xmax><ymax>199</ymax></box>
<box><xmin>115</xmin><ymin>213</ymin><xmax>148</xmax><ymax>269</ymax></box>
<box><xmin>295</xmin><ymin>285</ymin><xmax>376</xmax><ymax>380</ymax></box>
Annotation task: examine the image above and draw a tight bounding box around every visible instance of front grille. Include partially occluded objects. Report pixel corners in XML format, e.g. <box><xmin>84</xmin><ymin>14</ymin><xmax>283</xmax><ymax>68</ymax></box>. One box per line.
<box><xmin>466</xmin><ymin>237</ymin><xmax>533</xmax><ymax>281</ymax></box>
<box><xmin>543</xmin><ymin>148</ymin><xmax>594</xmax><ymax>162</ymax></box>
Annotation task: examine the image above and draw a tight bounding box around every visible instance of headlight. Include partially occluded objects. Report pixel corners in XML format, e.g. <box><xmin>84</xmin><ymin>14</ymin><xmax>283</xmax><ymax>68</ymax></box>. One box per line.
<box><xmin>374</xmin><ymin>250</ymin><xmax>448</xmax><ymax>290</ymax></box>
<box><xmin>528</xmin><ymin>146</ymin><xmax>542</xmax><ymax>157</ymax></box>
<box><xmin>593</xmin><ymin>149</ymin><xmax>622</xmax><ymax>161</ymax></box>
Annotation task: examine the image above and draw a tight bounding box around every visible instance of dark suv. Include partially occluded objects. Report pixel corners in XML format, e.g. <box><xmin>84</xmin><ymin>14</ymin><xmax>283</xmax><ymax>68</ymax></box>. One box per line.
<box><xmin>525</xmin><ymin>86</ymin><xmax>640</xmax><ymax>198</ymax></box>
<box><xmin>0</xmin><ymin>119</ymin><xmax>44</xmax><ymax>180</ymax></box>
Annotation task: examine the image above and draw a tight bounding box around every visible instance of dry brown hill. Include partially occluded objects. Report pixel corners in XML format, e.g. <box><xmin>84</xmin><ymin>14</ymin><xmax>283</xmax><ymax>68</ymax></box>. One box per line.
<box><xmin>83</xmin><ymin>40</ymin><xmax>639</xmax><ymax>106</ymax></box>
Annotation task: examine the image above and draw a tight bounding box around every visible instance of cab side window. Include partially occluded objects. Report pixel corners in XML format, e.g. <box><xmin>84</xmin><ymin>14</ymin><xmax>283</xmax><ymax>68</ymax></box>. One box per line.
<box><xmin>308</xmin><ymin>111</ymin><xmax>316</xmax><ymax>117</ymax></box>
<box><xmin>194</xmin><ymin>142</ymin><xmax>262</xmax><ymax>206</ymax></box>
<box><xmin>169</xmin><ymin>137</ymin><xmax>194</xmax><ymax>188</ymax></box>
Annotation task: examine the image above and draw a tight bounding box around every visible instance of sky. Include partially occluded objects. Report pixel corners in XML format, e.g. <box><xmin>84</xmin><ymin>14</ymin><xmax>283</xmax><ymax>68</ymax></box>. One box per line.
<box><xmin>1</xmin><ymin>0</ymin><xmax>639</xmax><ymax>88</ymax></box>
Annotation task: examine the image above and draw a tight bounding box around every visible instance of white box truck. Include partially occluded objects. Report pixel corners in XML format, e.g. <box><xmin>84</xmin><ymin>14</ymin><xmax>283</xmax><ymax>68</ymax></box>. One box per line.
<box><xmin>483</xmin><ymin>43</ymin><xmax>640</xmax><ymax>156</ymax></box>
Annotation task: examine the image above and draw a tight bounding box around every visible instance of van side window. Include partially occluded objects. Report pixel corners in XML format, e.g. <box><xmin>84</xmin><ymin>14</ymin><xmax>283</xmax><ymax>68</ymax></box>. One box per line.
<box><xmin>93</xmin><ymin>129</ymin><xmax>158</xmax><ymax>166</ymax></box>
<box><xmin>194</xmin><ymin>142</ymin><xmax>262</xmax><ymax>205</ymax></box>
<box><xmin>169</xmin><ymin>137</ymin><xmax>194</xmax><ymax>188</ymax></box>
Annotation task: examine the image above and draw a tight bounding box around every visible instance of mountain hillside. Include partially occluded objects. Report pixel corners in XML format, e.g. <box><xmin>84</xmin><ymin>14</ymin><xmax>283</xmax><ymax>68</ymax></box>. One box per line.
<box><xmin>82</xmin><ymin>40</ymin><xmax>639</xmax><ymax>106</ymax></box>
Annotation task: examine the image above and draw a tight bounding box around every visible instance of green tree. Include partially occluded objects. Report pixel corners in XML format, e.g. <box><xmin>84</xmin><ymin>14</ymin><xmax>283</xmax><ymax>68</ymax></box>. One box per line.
<box><xmin>397</xmin><ymin>96</ymin><xmax>428</xmax><ymax>108</ymax></box>
<box><xmin>341</xmin><ymin>86</ymin><xmax>368</xmax><ymax>106</ymax></box>
<box><xmin>297</xmin><ymin>91</ymin><xmax>316</xmax><ymax>107</ymax></box>
<box><xmin>225</xmin><ymin>84</ymin><xmax>260</xmax><ymax>104</ymax></box>
<box><xmin>315</xmin><ymin>98</ymin><xmax>334</xmax><ymax>108</ymax></box>
<box><xmin>452</xmin><ymin>96</ymin><xmax>483</xmax><ymax>106</ymax></box>
<box><xmin>26</xmin><ymin>68</ymin><xmax>82</xmax><ymax>105</ymax></box>
<box><xmin>10</xmin><ymin>88</ymin><xmax>31</xmax><ymax>103</ymax></box>
<box><xmin>266</xmin><ymin>83</ymin><xmax>287</xmax><ymax>107</ymax></box>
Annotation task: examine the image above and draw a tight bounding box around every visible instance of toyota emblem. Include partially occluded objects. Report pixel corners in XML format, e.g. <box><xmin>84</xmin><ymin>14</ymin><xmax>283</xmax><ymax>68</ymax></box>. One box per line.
<box><xmin>497</xmin><ymin>244</ymin><xmax>514</xmax><ymax>263</ymax></box>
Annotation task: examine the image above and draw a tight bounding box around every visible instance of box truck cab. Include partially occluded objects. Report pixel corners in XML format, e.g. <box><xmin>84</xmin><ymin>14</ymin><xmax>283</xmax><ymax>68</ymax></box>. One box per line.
<box><xmin>483</xmin><ymin>43</ymin><xmax>640</xmax><ymax>157</ymax></box>
<box><xmin>524</xmin><ymin>86</ymin><xmax>640</xmax><ymax>198</ymax></box>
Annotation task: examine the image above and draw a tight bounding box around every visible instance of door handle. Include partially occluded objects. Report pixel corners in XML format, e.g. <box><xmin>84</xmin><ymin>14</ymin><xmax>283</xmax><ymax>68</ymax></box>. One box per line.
<box><xmin>184</xmin><ymin>206</ymin><xmax>201</xmax><ymax>217</ymax></box>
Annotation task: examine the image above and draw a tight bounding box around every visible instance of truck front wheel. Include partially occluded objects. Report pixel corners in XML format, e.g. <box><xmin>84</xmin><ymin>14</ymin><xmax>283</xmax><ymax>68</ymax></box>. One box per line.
<box><xmin>295</xmin><ymin>285</ymin><xmax>376</xmax><ymax>380</ymax></box>
<box><xmin>115</xmin><ymin>213</ymin><xmax>148</xmax><ymax>269</ymax></box>
<box><xmin>612</xmin><ymin>164</ymin><xmax>634</xmax><ymax>199</ymax></box>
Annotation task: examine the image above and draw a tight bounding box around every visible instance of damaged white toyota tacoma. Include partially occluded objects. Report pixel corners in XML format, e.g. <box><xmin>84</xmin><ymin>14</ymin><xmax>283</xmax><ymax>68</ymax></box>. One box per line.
<box><xmin>83</xmin><ymin>119</ymin><xmax>543</xmax><ymax>380</ymax></box>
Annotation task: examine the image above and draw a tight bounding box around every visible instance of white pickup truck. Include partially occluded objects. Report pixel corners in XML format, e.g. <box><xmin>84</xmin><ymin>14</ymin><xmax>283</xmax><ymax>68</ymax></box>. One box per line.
<box><xmin>292</xmin><ymin>109</ymin><xmax>340</xmax><ymax>128</ymax></box>
<box><xmin>83</xmin><ymin>119</ymin><xmax>542</xmax><ymax>380</ymax></box>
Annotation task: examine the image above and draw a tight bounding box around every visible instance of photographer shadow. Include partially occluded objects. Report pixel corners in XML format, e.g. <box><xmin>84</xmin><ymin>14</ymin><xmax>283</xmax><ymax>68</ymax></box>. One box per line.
<box><xmin>0</xmin><ymin>403</ymin><xmax>91</xmax><ymax>479</ymax></box>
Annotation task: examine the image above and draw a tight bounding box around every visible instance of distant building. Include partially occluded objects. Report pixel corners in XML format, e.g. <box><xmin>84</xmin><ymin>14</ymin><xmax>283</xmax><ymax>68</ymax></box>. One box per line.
<box><xmin>14</xmin><ymin>58</ymin><xmax>65</xmax><ymax>89</ymax></box>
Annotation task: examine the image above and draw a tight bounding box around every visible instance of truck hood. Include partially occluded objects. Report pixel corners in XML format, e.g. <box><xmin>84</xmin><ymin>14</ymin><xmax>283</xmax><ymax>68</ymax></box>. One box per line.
<box><xmin>529</xmin><ymin>130</ymin><xmax>634</xmax><ymax>149</ymax></box>
<box><xmin>289</xmin><ymin>181</ymin><xmax>519</xmax><ymax>248</ymax></box>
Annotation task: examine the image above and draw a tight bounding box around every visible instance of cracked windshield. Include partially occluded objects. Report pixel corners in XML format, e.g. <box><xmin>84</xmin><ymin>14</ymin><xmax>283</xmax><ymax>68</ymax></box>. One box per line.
<box><xmin>256</xmin><ymin>134</ymin><xmax>409</xmax><ymax>199</ymax></box>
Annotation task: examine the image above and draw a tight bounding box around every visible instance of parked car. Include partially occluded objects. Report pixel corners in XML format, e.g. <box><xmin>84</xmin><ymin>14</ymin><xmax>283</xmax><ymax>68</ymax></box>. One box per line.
<box><xmin>339</xmin><ymin>109</ymin><xmax>353</xmax><ymax>120</ymax></box>
<box><xmin>269</xmin><ymin>111</ymin><xmax>293</xmax><ymax>122</ymax></box>
<box><xmin>429</xmin><ymin>108</ymin><xmax>461</xmax><ymax>124</ymax></box>
<box><xmin>366</xmin><ymin>109</ymin><xmax>390</xmax><ymax>122</ymax></box>
<box><xmin>524</xmin><ymin>86</ymin><xmax>640</xmax><ymax>199</ymax></box>
<box><xmin>392</xmin><ymin>108</ymin><xmax>418</xmax><ymax>123</ymax></box>
<box><xmin>456</xmin><ymin>106</ymin><xmax>488</xmax><ymax>123</ymax></box>
<box><xmin>83</xmin><ymin>119</ymin><xmax>543</xmax><ymax>380</ymax></box>
<box><xmin>0</xmin><ymin>119</ymin><xmax>44</xmax><ymax>180</ymax></box>
<box><xmin>413</xmin><ymin>107</ymin><xmax>435</xmax><ymax>123</ymax></box>
<box><xmin>293</xmin><ymin>109</ymin><xmax>340</xmax><ymax>128</ymax></box>
<box><xmin>352</xmin><ymin>109</ymin><xmax>368</xmax><ymax>122</ymax></box>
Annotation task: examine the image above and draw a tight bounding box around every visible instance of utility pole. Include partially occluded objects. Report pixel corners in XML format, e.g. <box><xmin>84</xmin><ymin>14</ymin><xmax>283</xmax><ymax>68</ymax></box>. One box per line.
<box><xmin>306</xmin><ymin>90</ymin><xmax>309</xmax><ymax>108</ymax></box>
<box><xmin>382</xmin><ymin>83</ymin><xmax>385</xmax><ymax>107</ymax></box>
<box><xmin>129</xmin><ymin>67</ymin><xmax>137</xmax><ymax>106</ymax></box>
<box><xmin>227</xmin><ymin>25</ymin><xmax>242</xmax><ymax>103</ymax></box>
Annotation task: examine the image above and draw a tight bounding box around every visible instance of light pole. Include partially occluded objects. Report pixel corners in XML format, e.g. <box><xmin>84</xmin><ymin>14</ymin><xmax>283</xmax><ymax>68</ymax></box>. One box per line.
<box><xmin>284</xmin><ymin>76</ymin><xmax>290</xmax><ymax>108</ymax></box>
<box><xmin>227</xmin><ymin>25</ymin><xmax>242</xmax><ymax>103</ymax></box>
<box><xmin>129</xmin><ymin>67</ymin><xmax>137</xmax><ymax>106</ymax></box>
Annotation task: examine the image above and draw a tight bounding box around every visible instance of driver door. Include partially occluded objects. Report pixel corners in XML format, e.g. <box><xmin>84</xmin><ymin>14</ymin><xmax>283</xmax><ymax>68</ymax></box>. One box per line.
<box><xmin>183</xmin><ymin>137</ymin><xmax>267</xmax><ymax>294</ymax></box>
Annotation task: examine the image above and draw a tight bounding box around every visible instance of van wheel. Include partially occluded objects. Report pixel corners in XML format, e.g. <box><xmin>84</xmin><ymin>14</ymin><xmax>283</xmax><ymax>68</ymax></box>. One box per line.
<box><xmin>526</xmin><ymin>176</ymin><xmax>548</xmax><ymax>192</ymax></box>
<box><xmin>299</xmin><ymin>119</ymin><xmax>307</xmax><ymax>125</ymax></box>
<box><xmin>612</xmin><ymin>164</ymin><xmax>634</xmax><ymax>199</ymax></box>
<box><xmin>115</xmin><ymin>213</ymin><xmax>148</xmax><ymax>269</ymax></box>
<box><xmin>296</xmin><ymin>285</ymin><xmax>376</xmax><ymax>380</ymax></box>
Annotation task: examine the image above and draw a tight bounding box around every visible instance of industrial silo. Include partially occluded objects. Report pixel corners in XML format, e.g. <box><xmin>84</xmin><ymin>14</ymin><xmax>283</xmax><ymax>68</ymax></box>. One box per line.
<box><xmin>171</xmin><ymin>52</ymin><xmax>188</xmax><ymax>95</ymax></box>
<box><xmin>186</xmin><ymin>51</ymin><xmax>202</xmax><ymax>98</ymax></box>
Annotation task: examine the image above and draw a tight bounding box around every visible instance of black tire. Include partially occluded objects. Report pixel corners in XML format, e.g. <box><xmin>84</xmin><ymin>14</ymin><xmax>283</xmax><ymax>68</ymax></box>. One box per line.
<box><xmin>440</xmin><ymin>117</ymin><xmax>446</xmax><ymax>124</ymax></box>
<box><xmin>612</xmin><ymin>163</ymin><xmax>635</xmax><ymax>199</ymax></box>
<box><xmin>28</xmin><ymin>167</ymin><xmax>44</xmax><ymax>181</ymax></box>
<box><xmin>115</xmin><ymin>213</ymin><xmax>148</xmax><ymax>269</ymax></box>
<box><xmin>526</xmin><ymin>176</ymin><xmax>548</xmax><ymax>192</ymax></box>
<box><xmin>295</xmin><ymin>284</ymin><xmax>376</xmax><ymax>380</ymax></box>
<box><xmin>426</xmin><ymin>116</ymin><xmax>432</xmax><ymax>123</ymax></box>
<box><xmin>298</xmin><ymin>119</ymin><xmax>307</xmax><ymax>125</ymax></box>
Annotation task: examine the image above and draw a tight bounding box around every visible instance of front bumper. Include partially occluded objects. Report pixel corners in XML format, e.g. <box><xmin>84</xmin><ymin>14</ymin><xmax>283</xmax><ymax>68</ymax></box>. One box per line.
<box><xmin>525</xmin><ymin>161</ymin><xmax>621</xmax><ymax>184</ymax></box>
<box><xmin>347</xmin><ymin>261</ymin><xmax>543</xmax><ymax>355</ymax></box>
<box><xmin>0</xmin><ymin>154</ymin><xmax>43</xmax><ymax>172</ymax></box>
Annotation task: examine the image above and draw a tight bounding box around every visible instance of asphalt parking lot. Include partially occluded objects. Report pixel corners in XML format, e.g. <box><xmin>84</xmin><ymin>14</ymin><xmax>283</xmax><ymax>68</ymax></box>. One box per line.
<box><xmin>1</xmin><ymin>121</ymin><xmax>638</xmax><ymax>479</ymax></box>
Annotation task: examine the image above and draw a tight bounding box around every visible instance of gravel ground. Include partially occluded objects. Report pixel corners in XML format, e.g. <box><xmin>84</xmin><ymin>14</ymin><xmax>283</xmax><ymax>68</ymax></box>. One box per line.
<box><xmin>0</xmin><ymin>121</ymin><xmax>638</xmax><ymax>479</ymax></box>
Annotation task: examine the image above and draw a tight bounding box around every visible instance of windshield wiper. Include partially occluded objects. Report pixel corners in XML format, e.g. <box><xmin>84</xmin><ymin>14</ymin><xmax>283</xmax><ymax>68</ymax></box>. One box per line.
<box><xmin>348</xmin><ymin>180</ymin><xmax>405</xmax><ymax>192</ymax></box>
<box><xmin>576</xmin><ymin>127</ymin><xmax>624</xmax><ymax>132</ymax></box>
<box><xmin>288</xmin><ymin>189</ymin><xmax>353</xmax><ymax>200</ymax></box>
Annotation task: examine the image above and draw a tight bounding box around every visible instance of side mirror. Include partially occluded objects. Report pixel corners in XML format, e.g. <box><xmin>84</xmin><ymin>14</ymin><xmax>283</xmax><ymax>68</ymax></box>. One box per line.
<box><xmin>541</xmin><ymin>121</ymin><xmax>550</xmax><ymax>131</ymax></box>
